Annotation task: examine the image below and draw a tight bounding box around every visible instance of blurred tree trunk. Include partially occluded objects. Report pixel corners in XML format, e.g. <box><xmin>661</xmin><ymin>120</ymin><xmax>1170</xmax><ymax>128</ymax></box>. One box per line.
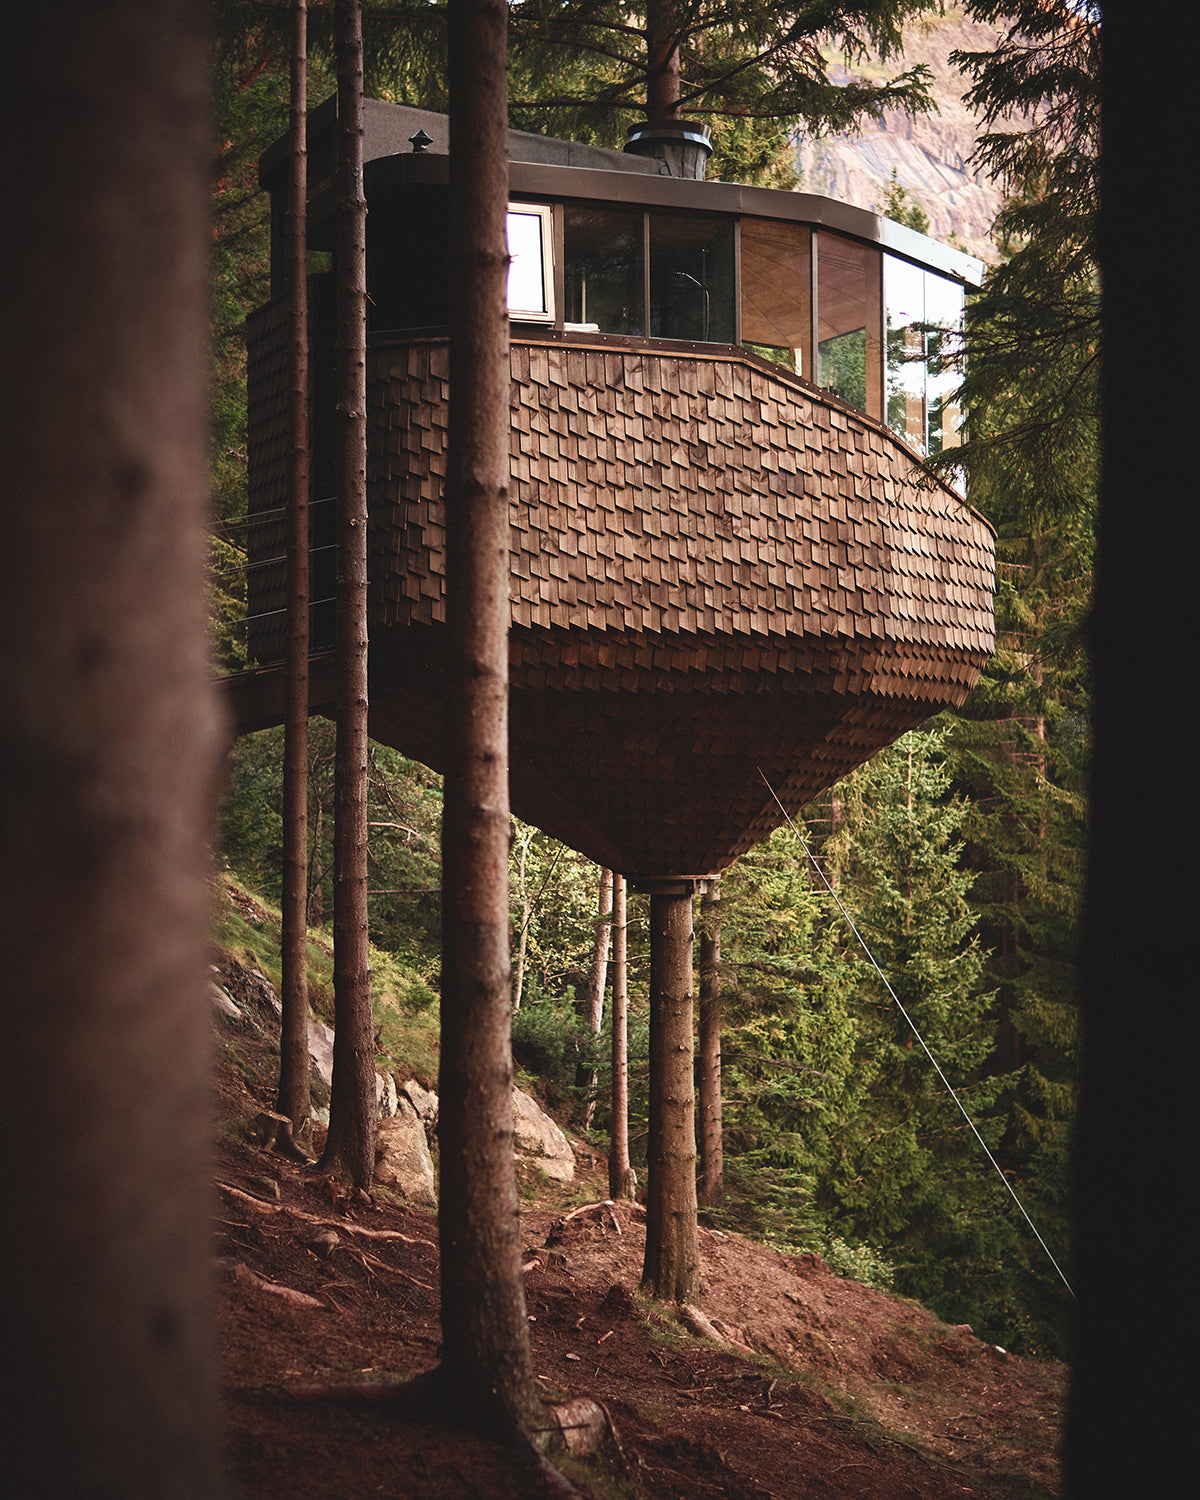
<box><xmin>1066</xmin><ymin>1</ymin><xmax>1194</xmax><ymax>1491</ymax></box>
<box><xmin>608</xmin><ymin>874</ymin><xmax>636</xmax><ymax>1199</ymax></box>
<box><xmin>319</xmin><ymin>0</ymin><xmax>377</xmax><ymax>1186</ymax></box>
<box><xmin>278</xmin><ymin>0</ymin><xmax>313</xmax><ymax>1143</ymax></box>
<box><xmin>576</xmin><ymin>866</ymin><xmax>613</xmax><ymax>1128</ymax></box>
<box><xmin>642</xmin><ymin>887</ymin><xmax>700</xmax><ymax>1303</ymax></box>
<box><xmin>697</xmin><ymin>876</ymin><xmax>723</xmax><ymax>1205</ymax></box>
<box><xmin>0</xmin><ymin>3</ymin><xmax>227</xmax><ymax>1493</ymax></box>
<box><xmin>437</xmin><ymin>0</ymin><xmax>542</xmax><ymax>1437</ymax></box>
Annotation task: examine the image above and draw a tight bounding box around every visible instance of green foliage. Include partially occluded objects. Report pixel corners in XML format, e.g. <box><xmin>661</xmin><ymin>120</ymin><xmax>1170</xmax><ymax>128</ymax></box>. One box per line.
<box><xmin>219</xmin><ymin>725</ymin><xmax>444</xmax><ymax>962</ymax></box>
<box><xmin>510</xmin><ymin>825</ymin><xmax>601</xmax><ymax>1009</ymax></box>
<box><xmin>934</xmin><ymin>0</ymin><xmax>1100</xmax><ymax>526</ymax></box>
<box><xmin>821</xmin><ymin>1236</ymin><xmax>896</xmax><ymax>1292</ymax></box>
<box><xmin>507</xmin><ymin>1</ymin><xmax>941</xmax><ymax>180</ymax></box>
<box><xmin>879</xmin><ymin>168</ymin><xmax>930</xmax><ymax>234</ymax></box>
<box><xmin>710</xmin><ymin>732</ymin><xmax>1077</xmax><ymax>1353</ymax></box>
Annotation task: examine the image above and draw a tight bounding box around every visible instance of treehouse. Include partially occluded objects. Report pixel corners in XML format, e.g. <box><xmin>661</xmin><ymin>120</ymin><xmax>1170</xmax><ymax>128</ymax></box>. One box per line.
<box><xmin>237</xmin><ymin>101</ymin><xmax>995</xmax><ymax>881</ymax></box>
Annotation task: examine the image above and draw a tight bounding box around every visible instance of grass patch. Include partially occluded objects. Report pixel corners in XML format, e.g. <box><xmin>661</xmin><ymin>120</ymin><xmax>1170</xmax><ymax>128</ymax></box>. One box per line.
<box><xmin>214</xmin><ymin>871</ymin><xmax>444</xmax><ymax>1084</ymax></box>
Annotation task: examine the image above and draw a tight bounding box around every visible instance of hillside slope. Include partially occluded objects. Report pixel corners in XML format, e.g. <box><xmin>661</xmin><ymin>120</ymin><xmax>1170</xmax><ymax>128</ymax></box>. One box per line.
<box><xmin>213</xmin><ymin>934</ymin><xmax>1065</xmax><ymax>1498</ymax></box>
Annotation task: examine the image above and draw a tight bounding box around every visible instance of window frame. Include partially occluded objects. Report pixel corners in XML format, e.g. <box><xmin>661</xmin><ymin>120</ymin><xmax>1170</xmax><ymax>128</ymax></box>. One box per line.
<box><xmin>506</xmin><ymin>202</ymin><xmax>556</xmax><ymax>325</ymax></box>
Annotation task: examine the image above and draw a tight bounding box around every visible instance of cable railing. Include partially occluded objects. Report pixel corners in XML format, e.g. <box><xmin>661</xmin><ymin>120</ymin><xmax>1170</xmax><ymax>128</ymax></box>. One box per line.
<box><xmin>210</xmin><ymin>496</ymin><xmax>337</xmax><ymax>672</ymax></box>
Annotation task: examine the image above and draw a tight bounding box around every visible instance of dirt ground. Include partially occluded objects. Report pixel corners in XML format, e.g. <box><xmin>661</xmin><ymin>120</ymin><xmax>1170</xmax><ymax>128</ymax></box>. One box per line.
<box><xmin>214</xmin><ymin>980</ymin><xmax>1065</xmax><ymax>1499</ymax></box>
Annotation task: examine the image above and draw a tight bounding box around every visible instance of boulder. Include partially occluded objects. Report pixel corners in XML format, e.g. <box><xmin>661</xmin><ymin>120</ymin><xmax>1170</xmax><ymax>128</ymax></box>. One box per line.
<box><xmin>374</xmin><ymin>1097</ymin><xmax>437</xmax><ymax>1207</ymax></box>
<box><xmin>400</xmin><ymin>1078</ymin><xmax>439</xmax><ymax>1131</ymax></box>
<box><xmin>210</xmin><ymin>981</ymin><xmax>242</xmax><ymax>1021</ymax></box>
<box><xmin>376</xmin><ymin>1070</ymin><xmax>399</xmax><ymax>1118</ymax></box>
<box><xmin>307</xmin><ymin>1018</ymin><xmax>336</xmax><ymax>1087</ymax></box>
<box><xmin>512</xmin><ymin>1087</ymin><xmax>575</xmax><ymax>1183</ymax></box>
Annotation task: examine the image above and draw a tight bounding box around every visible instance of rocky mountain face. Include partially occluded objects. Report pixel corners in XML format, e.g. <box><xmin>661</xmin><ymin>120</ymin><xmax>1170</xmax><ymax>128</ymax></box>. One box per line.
<box><xmin>794</xmin><ymin>9</ymin><xmax>1011</xmax><ymax>260</ymax></box>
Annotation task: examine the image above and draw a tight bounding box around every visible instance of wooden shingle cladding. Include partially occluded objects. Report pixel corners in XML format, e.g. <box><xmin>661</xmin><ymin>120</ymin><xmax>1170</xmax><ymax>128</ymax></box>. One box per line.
<box><xmin>244</xmin><ymin>318</ymin><xmax>994</xmax><ymax>876</ymax></box>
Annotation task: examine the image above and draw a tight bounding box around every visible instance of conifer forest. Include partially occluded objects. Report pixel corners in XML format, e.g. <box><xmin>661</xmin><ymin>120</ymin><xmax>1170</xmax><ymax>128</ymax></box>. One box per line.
<box><xmin>213</xmin><ymin>0</ymin><xmax>1094</xmax><ymax>1362</ymax></box>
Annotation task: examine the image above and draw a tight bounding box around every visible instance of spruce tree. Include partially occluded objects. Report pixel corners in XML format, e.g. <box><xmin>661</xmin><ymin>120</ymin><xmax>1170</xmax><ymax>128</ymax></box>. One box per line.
<box><xmin>507</xmin><ymin>1</ymin><xmax>941</xmax><ymax>181</ymax></box>
<box><xmin>823</xmin><ymin>730</ymin><xmax>1000</xmax><ymax>1321</ymax></box>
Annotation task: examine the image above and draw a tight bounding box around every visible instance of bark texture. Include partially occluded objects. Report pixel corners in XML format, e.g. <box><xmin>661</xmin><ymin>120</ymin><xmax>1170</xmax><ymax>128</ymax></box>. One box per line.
<box><xmin>697</xmin><ymin>877</ymin><xmax>724</xmax><ymax>1205</ymax></box>
<box><xmin>642</xmin><ymin>891</ymin><xmax>700</xmax><ymax>1303</ymax></box>
<box><xmin>437</xmin><ymin>0</ymin><xmax>541</xmax><ymax>1437</ymax></box>
<box><xmin>278</xmin><ymin>0</ymin><xmax>312</xmax><ymax>1139</ymax></box>
<box><xmin>646</xmin><ymin>0</ymin><xmax>682</xmax><ymax>124</ymax></box>
<box><xmin>320</xmin><ymin>0</ymin><xmax>377</xmax><ymax>1186</ymax></box>
<box><xmin>0</xmin><ymin>4</ymin><xmax>227</xmax><ymax>1493</ymax></box>
<box><xmin>608</xmin><ymin>874</ymin><xmax>636</xmax><ymax>1199</ymax></box>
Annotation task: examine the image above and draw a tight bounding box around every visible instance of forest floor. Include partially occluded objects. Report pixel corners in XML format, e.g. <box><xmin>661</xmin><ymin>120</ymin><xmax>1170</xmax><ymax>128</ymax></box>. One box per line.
<box><xmin>214</xmin><ymin>987</ymin><xmax>1066</xmax><ymax>1499</ymax></box>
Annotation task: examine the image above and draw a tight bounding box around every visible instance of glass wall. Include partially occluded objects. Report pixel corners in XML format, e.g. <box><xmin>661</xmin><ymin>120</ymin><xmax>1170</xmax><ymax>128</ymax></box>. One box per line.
<box><xmin>556</xmin><ymin>200</ymin><xmax>968</xmax><ymax>452</ymax></box>
<box><xmin>816</xmin><ymin>231</ymin><xmax>882</xmax><ymax>420</ymax></box>
<box><xmin>740</xmin><ymin>218</ymin><xmax>812</xmax><ymax>377</ymax></box>
<box><xmin>885</xmin><ymin>256</ymin><xmax>965</xmax><ymax>456</ymax></box>
<box><xmin>563</xmin><ymin>204</ymin><xmax>734</xmax><ymax>343</ymax></box>
<box><xmin>564</xmin><ymin>206</ymin><xmax>644</xmax><ymax>335</ymax></box>
<box><xmin>649</xmin><ymin>212</ymin><xmax>734</xmax><ymax>343</ymax></box>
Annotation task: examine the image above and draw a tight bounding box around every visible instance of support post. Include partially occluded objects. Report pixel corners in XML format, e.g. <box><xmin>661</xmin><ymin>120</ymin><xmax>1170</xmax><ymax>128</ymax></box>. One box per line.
<box><xmin>640</xmin><ymin>879</ymin><xmax>702</xmax><ymax>1304</ymax></box>
<box><xmin>697</xmin><ymin>876</ymin><xmax>723</xmax><ymax>1205</ymax></box>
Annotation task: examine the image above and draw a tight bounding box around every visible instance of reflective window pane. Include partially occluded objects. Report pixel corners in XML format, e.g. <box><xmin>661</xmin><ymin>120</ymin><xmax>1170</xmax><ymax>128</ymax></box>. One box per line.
<box><xmin>885</xmin><ymin>255</ymin><xmax>927</xmax><ymax>449</ymax></box>
<box><xmin>816</xmin><ymin>232</ymin><xmax>881</xmax><ymax>418</ymax></box>
<box><xmin>740</xmin><ymin>217</ymin><xmax>811</xmax><ymax>377</ymax></box>
<box><xmin>649</xmin><ymin>212</ymin><xmax>734</xmax><ymax>343</ymax></box>
<box><xmin>924</xmin><ymin>271</ymin><xmax>965</xmax><ymax>457</ymax></box>
<box><xmin>885</xmin><ymin>256</ymin><xmax>965</xmax><ymax>458</ymax></box>
<box><xmin>564</xmin><ymin>205</ymin><xmax>644</xmax><ymax>335</ymax></box>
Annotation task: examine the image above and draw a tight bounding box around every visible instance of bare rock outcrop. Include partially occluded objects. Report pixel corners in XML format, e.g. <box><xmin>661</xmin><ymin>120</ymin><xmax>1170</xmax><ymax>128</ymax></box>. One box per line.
<box><xmin>794</xmin><ymin>12</ymin><xmax>1016</xmax><ymax>260</ymax></box>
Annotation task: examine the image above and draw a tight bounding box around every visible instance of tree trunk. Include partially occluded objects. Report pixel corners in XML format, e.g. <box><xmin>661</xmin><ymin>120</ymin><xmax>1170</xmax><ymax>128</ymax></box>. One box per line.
<box><xmin>608</xmin><ymin>875</ymin><xmax>635</xmax><ymax>1199</ymax></box>
<box><xmin>319</xmin><ymin>0</ymin><xmax>377</xmax><ymax>1187</ymax></box>
<box><xmin>0</xmin><ymin>4</ymin><xmax>226</xmax><ymax>1493</ymax></box>
<box><xmin>1065</xmin><ymin>4</ymin><xmax>1194</xmax><ymax>1492</ymax></box>
<box><xmin>278</xmin><ymin>0</ymin><xmax>312</xmax><ymax>1142</ymax></box>
<box><xmin>646</xmin><ymin>0</ymin><xmax>682</xmax><ymax>125</ymax></box>
<box><xmin>511</xmin><ymin>823</ymin><xmax>534</xmax><ymax>1010</ymax></box>
<box><xmin>697</xmin><ymin>876</ymin><xmax>723</xmax><ymax>1205</ymax></box>
<box><xmin>437</xmin><ymin>0</ymin><xmax>541</xmax><ymax>1438</ymax></box>
<box><xmin>642</xmin><ymin>887</ymin><xmax>700</xmax><ymax>1303</ymax></box>
<box><xmin>576</xmin><ymin>866</ymin><xmax>613</xmax><ymax>1127</ymax></box>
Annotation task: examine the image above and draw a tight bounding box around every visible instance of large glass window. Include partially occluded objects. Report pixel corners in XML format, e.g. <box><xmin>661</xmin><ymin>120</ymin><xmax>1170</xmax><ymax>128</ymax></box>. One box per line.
<box><xmin>564</xmin><ymin>206</ymin><xmax>644</xmax><ymax>335</ymax></box>
<box><xmin>885</xmin><ymin>256</ymin><xmax>965</xmax><ymax>457</ymax></box>
<box><xmin>740</xmin><ymin>218</ymin><xmax>811</xmax><ymax>377</ymax></box>
<box><xmin>816</xmin><ymin>232</ymin><xmax>882</xmax><ymax>419</ymax></box>
<box><xmin>649</xmin><ymin>212</ymin><xmax>734</xmax><ymax>344</ymax></box>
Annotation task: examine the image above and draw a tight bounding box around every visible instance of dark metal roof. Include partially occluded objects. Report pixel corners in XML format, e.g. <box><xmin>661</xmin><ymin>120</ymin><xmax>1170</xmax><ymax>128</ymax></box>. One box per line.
<box><xmin>266</xmin><ymin>97</ymin><xmax>985</xmax><ymax>288</ymax></box>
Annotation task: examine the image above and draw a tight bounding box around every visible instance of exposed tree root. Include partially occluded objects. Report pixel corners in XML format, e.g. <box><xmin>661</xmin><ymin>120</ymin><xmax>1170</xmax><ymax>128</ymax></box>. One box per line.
<box><xmin>216</xmin><ymin>1180</ymin><xmax>431</xmax><ymax>1243</ymax></box>
<box><xmin>561</xmin><ymin>1198</ymin><xmax>645</xmax><ymax>1226</ymax></box>
<box><xmin>677</xmin><ymin>1302</ymin><xmax>757</xmax><ymax>1357</ymax></box>
<box><xmin>249</xmin><ymin>1110</ymin><xmax>313</xmax><ymax>1162</ymax></box>
<box><xmin>261</xmin><ymin>1365</ymin><xmax>615</xmax><ymax>1487</ymax></box>
<box><xmin>221</xmin><ymin>1259</ymin><xmax>327</xmax><ymax>1310</ymax></box>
